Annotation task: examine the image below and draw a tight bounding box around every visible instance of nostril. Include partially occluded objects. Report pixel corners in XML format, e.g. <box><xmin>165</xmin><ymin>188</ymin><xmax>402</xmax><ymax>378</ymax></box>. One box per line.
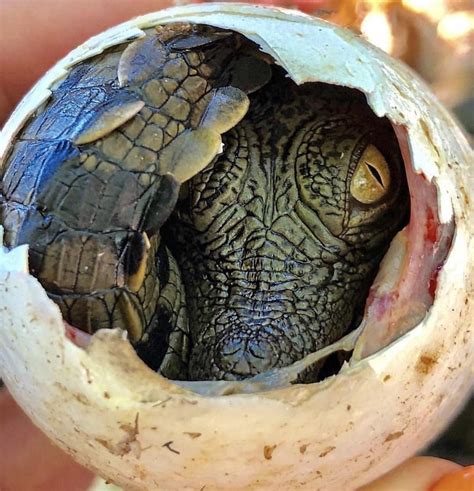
<box><xmin>213</xmin><ymin>331</ymin><xmax>283</xmax><ymax>379</ymax></box>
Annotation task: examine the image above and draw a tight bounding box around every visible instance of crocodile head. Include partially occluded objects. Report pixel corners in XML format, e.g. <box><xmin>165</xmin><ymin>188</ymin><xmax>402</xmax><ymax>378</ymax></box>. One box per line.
<box><xmin>158</xmin><ymin>69</ymin><xmax>408</xmax><ymax>381</ymax></box>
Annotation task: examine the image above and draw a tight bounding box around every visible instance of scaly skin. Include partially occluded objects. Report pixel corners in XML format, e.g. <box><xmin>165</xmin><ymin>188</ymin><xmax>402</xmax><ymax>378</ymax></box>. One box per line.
<box><xmin>168</xmin><ymin>70</ymin><xmax>408</xmax><ymax>380</ymax></box>
<box><xmin>0</xmin><ymin>25</ymin><xmax>247</xmax><ymax>379</ymax></box>
<box><xmin>0</xmin><ymin>25</ymin><xmax>408</xmax><ymax>382</ymax></box>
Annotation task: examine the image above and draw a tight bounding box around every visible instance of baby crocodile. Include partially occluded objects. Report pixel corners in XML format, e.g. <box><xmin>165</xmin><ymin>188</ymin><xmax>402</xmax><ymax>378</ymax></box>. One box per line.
<box><xmin>0</xmin><ymin>23</ymin><xmax>407</xmax><ymax>381</ymax></box>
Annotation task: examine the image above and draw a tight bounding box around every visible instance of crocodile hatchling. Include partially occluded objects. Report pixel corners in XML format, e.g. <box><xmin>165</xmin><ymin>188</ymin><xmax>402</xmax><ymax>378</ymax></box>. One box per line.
<box><xmin>0</xmin><ymin>23</ymin><xmax>408</xmax><ymax>382</ymax></box>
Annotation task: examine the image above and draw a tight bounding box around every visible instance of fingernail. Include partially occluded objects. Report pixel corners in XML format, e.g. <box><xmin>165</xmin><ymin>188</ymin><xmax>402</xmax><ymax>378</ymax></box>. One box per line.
<box><xmin>431</xmin><ymin>465</ymin><xmax>474</xmax><ymax>491</ymax></box>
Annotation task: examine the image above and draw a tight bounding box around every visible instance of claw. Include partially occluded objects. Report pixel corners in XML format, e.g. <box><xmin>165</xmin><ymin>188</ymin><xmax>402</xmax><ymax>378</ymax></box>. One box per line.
<box><xmin>126</xmin><ymin>231</ymin><xmax>151</xmax><ymax>293</ymax></box>
<box><xmin>118</xmin><ymin>292</ymin><xmax>144</xmax><ymax>343</ymax></box>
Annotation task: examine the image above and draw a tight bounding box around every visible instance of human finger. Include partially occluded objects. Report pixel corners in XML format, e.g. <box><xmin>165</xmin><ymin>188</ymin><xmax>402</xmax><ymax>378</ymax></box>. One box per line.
<box><xmin>358</xmin><ymin>456</ymin><xmax>462</xmax><ymax>491</ymax></box>
<box><xmin>0</xmin><ymin>389</ymin><xmax>94</xmax><ymax>491</ymax></box>
<box><xmin>431</xmin><ymin>465</ymin><xmax>474</xmax><ymax>491</ymax></box>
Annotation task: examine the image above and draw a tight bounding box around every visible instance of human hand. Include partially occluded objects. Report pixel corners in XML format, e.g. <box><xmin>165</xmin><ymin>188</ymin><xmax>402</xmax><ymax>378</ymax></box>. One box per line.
<box><xmin>0</xmin><ymin>1</ymin><xmax>472</xmax><ymax>490</ymax></box>
<box><xmin>358</xmin><ymin>456</ymin><xmax>473</xmax><ymax>491</ymax></box>
<box><xmin>0</xmin><ymin>388</ymin><xmax>94</xmax><ymax>490</ymax></box>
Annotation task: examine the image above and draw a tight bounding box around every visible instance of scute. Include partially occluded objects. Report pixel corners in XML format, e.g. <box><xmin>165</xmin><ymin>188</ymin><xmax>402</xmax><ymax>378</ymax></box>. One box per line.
<box><xmin>73</xmin><ymin>95</ymin><xmax>145</xmax><ymax>145</ymax></box>
<box><xmin>118</xmin><ymin>33</ymin><xmax>167</xmax><ymax>87</ymax></box>
<box><xmin>157</xmin><ymin>127</ymin><xmax>222</xmax><ymax>183</ymax></box>
<box><xmin>0</xmin><ymin>21</ymin><xmax>269</xmax><ymax>378</ymax></box>
<box><xmin>200</xmin><ymin>86</ymin><xmax>250</xmax><ymax>134</ymax></box>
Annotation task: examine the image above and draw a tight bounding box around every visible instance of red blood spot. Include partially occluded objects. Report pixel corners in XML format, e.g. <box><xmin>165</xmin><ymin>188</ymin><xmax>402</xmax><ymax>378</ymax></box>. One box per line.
<box><xmin>65</xmin><ymin>323</ymin><xmax>77</xmax><ymax>343</ymax></box>
<box><xmin>428</xmin><ymin>264</ymin><xmax>443</xmax><ymax>298</ymax></box>
<box><xmin>428</xmin><ymin>275</ymin><xmax>438</xmax><ymax>298</ymax></box>
<box><xmin>64</xmin><ymin>322</ymin><xmax>91</xmax><ymax>348</ymax></box>
<box><xmin>425</xmin><ymin>207</ymin><xmax>438</xmax><ymax>243</ymax></box>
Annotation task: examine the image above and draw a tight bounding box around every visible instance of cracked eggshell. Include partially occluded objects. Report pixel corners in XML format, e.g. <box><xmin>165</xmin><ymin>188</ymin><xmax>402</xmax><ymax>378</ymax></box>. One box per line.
<box><xmin>0</xmin><ymin>4</ymin><xmax>472</xmax><ymax>490</ymax></box>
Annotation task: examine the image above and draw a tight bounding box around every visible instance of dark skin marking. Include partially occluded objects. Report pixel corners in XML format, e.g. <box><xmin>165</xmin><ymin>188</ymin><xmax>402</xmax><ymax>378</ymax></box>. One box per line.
<box><xmin>0</xmin><ymin>24</ymin><xmax>408</xmax><ymax>382</ymax></box>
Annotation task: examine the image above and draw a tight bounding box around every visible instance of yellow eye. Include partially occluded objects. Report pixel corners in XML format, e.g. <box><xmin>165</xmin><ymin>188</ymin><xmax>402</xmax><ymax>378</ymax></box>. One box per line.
<box><xmin>350</xmin><ymin>144</ymin><xmax>391</xmax><ymax>204</ymax></box>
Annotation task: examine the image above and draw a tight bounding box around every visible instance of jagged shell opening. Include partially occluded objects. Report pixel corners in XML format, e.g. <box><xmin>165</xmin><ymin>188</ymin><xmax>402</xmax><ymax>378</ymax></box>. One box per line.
<box><xmin>0</xmin><ymin>7</ymin><xmax>470</xmax><ymax>491</ymax></box>
<box><xmin>0</xmin><ymin>15</ymin><xmax>454</xmax><ymax>395</ymax></box>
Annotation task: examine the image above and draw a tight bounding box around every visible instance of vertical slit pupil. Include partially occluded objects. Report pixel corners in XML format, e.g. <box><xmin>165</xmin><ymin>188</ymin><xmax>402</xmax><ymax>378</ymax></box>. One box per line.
<box><xmin>366</xmin><ymin>162</ymin><xmax>385</xmax><ymax>187</ymax></box>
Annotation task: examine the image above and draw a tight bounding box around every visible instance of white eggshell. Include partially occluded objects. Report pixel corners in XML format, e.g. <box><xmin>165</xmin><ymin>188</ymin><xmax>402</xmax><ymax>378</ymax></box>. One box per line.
<box><xmin>0</xmin><ymin>4</ymin><xmax>472</xmax><ymax>490</ymax></box>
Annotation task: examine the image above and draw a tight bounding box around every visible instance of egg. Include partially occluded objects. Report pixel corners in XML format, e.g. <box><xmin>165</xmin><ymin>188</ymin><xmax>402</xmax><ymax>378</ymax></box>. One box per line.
<box><xmin>0</xmin><ymin>4</ymin><xmax>472</xmax><ymax>490</ymax></box>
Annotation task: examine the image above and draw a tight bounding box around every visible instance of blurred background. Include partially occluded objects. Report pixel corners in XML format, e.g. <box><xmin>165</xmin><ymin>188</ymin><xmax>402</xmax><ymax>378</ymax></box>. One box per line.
<box><xmin>0</xmin><ymin>0</ymin><xmax>472</xmax><ymax>489</ymax></box>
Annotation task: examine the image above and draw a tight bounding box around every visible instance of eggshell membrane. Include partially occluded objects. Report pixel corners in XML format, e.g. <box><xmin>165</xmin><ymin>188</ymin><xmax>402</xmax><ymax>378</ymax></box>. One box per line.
<box><xmin>0</xmin><ymin>4</ymin><xmax>472</xmax><ymax>490</ymax></box>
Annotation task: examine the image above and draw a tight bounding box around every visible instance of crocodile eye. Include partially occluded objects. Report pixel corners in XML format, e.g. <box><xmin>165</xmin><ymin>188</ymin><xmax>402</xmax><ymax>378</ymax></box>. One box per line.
<box><xmin>350</xmin><ymin>144</ymin><xmax>391</xmax><ymax>204</ymax></box>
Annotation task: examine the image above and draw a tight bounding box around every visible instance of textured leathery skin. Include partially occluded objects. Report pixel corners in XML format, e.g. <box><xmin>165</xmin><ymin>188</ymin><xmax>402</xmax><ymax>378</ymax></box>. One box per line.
<box><xmin>0</xmin><ymin>25</ymin><xmax>407</xmax><ymax>381</ymax></box>
<box><xmin>168</xmin><ymin>71</ymin><xmax>407</xmax><ymax>380</ymax></box>
<box><xmin>0</xmin><ymin>24</ymin><xmax>244</xmax><ymax>379</ymax></box>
